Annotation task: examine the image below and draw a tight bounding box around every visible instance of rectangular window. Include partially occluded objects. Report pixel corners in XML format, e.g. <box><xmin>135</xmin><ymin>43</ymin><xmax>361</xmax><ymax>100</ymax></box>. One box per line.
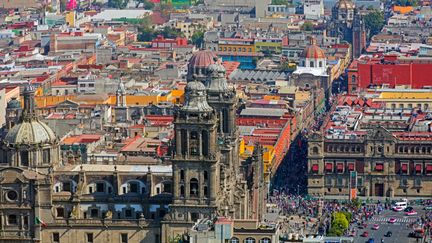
<box><xmin>325</xmin><ymin>163</ymin><xmax>333</xmax><ymax>172</ymax></box>
<box><xmin>43</xmin><ymin>149</ymin><xmax>50</xmax><ymax>163</ymax></box>
<box><xmin>125</xmin><ymin>209</ymin><xmax>132</xmax><ymax>218</ymax></box>
<box><xmin>96</xmin><ymin>183</ymin><xmax>104</xmax><ymax>193</ymax></box>
<box><xmin>88</xmin><ymin>83</ymin><xmax>94</xmax><ymax>87</ymax></box>
<box><xmin>90</xmin><ymin>209</ymin><xmax>98</xmax><ymax>218</ymax></box>
<box><xmin>121</xmin><ymin>234</ymin><xmax>128</xmax><ymax>243</ymax></box>
<box><xmin>337</xmin><ymin>177</ymin><xmax>343</xmax><ymax>186</ymax></box>
<box><xmin>311</xmin><ymin>164</ymin><xmax>319</xmax><ymax>173</ymax></box>
<box><xmin>401</xmin><ymin>163</ymin><xmax>408</xmax><ymax>174</ymax></box>
<box><xmin>336</xmin><ymin>163</ymin><xmax>344</xmax><ymax>173</ymax></box>
<box><xmin>86</xmin><ymin>233</ymin><xmax>94</xmax><ymax>243</ymax></box>
<box><xmin>20</xmin><ymin>151</ymin><xmax>29</xmax><ymax>166</ymax></box>
<box><xmin>415</xmin><ymin>164</ymin><xmax>422</xmax><ymax>174</ymax></box>
<box><xmin>63</xmin><ymin>182</ymin><xmax>71</xmax><ymax>192</ymax></box>
<box><xmin>80</xmin><ymin>84</ymin><xmax>85</xmax><ymax>87</ymax></box>
<box><xmin>129</xmin><ymin>183</ymin><xmax>138</xmax><ymax>193</ymax></box>
<box><xmin>375</xmin><ymin>163</ymin><xmax>384</xmax><ymax>172</ymax></box>
<box><xmin>325</xmin><ymin>177</ymin><xmax>332</xmax><ymax>186</ymax></box>
<box><xmin>8</xmin><ymin>214</ymin><xmax>17</xmax><ymax>225</ymax></box>
<box><xmin>348</xmin><ymin>163</ymin><xmax>355</xmax><ymax>171</ymax></box>
<box><xmin>427</xmin><ymin>164</ymin><xmax>432</xmax><ymax>174</ymax></box>
<box><xmin>53</xmin><ymin>232</ymin><xmax>60</xmax><ymax>243</ymax></box>
<box><xmin>56</xmin><ymin>207</ymin><xmax>65</xmax><ymax>218</ymax></box>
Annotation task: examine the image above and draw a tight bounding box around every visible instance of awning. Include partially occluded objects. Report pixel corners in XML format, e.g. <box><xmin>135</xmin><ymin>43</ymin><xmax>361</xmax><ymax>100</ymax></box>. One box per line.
<box><xmin>312</xmin><ymin>164</ymin><xmax>319</xmax><ymax>172</ymax></box>
<box><xmin>336</xmin><ymin>163</ymin><xmax>344</xmax><ymax>171</ymax></box>
<box><xmin>426</xmin><ymin>164</ymin><xmax>432</xmax><ymax>173</ymax></box>
<box><xmin>415</xmin><ymin>164</ymin><xmax>422</xmax><ymax>173</ymax></box>
<box><xmin>325</xmin><ymin>163</ymin><xmax>333</xmax><ymax>171</ymax></box>
<box><xmin>348</xmin><ymin>163</ymin><xmax>355</xmax><ymax>171</ymax></box>
<box><xmin>402</xmin><ymin>163</ymin><xmax>408</xmax><ymax>172</ymax></box>
<box><xmin>375</xmin><ymin>164</ymin><xmax>384</xmax><ymax>171</ymax></box>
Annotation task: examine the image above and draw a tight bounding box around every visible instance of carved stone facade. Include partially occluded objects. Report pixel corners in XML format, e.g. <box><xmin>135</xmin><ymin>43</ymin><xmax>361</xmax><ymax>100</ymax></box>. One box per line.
<box><xmin>307</xmin><ymin>127</ymin><xmax>432</xmax><ymax>199</ymax></box>
<box><xmin>162</xmin><ymin>51</ymin><xmax>251</xmax><ymax>241</ymax></box>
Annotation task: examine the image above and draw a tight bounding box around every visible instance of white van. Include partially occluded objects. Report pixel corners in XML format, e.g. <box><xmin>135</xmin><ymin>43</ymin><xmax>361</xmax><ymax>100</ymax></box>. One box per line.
<box><xmin>392</xmin><ymin>199</ymin><xmax>408</xmax><ymax>211</ymax></box>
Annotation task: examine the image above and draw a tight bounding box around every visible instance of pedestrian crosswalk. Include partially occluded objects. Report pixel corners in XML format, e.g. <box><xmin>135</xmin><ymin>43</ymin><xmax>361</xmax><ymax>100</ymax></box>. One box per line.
<box><xmin>370</xmin><ymin>217</ymin><xmax>417</xmax><ymax>223</ymax></box>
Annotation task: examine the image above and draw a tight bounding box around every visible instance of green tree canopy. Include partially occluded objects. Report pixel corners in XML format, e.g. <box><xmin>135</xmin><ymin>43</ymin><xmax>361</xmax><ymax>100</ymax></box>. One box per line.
<box><xmin>301</xmin><ymin>21</ymin><xmax>314</xmax><ymax>31</ymax></box>
<box><xmin>364</xmin><ymin>10</ymin><xmax>385</xmax><ymax>38</ymax></box>
<box><xmin>191</xmin><ymin>30</ymin><xmax>205</xmax><ymax>48</ymax></box>
<box><xmin>108</xmin><ymin>0</ymin><xmax>129</xmax><ymax>9</ymax></box>
<box><xmin>272</xmin><ymin>0</ymin><xmax>290</xmax><ymax>5</ymax></box>
<box><xmin>328</xmin><ymin>212</ymin><xmax>350</xmax><ymax>236</ymax></box>
<box><xmin>395</xmin><ymin>0</ymin><xmax>418</xmax><ymax>6</ymax></box>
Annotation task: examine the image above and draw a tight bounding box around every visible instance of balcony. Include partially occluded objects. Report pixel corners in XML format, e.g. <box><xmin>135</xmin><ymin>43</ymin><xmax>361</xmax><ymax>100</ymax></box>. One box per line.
<box><xmin>52</xmin><ymin>218</ymin><xmax>155</xmax><ymax>228</ymax></box>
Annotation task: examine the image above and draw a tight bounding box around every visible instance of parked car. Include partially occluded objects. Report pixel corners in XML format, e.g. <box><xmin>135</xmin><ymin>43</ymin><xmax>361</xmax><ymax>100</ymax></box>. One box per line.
<box><xmin>424</xmin><ymin>205</ymin><xmax>432</xmax><ymax>210</ymax></box>
<box><xmin>408</xmin><ymin>231</ymin><xmax>424</xmax><ymax>238</ymax></box>
<box><xmin>404</xmin><ymin>206</ymin><xmax>414</xmax><ymax>212</ymax></box>
<box><xmin>362</xmin><ymin>231</ymin><xmax>369</xmax><ymax>237</ymax></box>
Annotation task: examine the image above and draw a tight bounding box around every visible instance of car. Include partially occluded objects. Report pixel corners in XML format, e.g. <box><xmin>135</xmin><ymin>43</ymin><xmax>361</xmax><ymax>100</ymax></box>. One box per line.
<box><xmin>368</xmin><ymin>238</ymin><xmax>375</xmax><ymax>243</ymax></box>
<box><xmin>349</xmin><ymin>231</ymin><xmax>356</xmax><ymax>237</ymax></box>
<box><xmin>404</xmin><ymin>206</ymin><xmax>414</xmax><ymax>212</ymax></box>
<box><xmin>393</xmin><ymin>206</ymin><xmax>404</xmax><ymax>212</ymax></box>
<box><xmin>408</xmin><ymin>232</ymin><xmax>424</xmax><ymax>238</ymax></box>
<box><xmin>388</xmin><ymin>218</ymin><xmax>397</xmax><ymax>223</ymax></box>
<box><xmin>405</xmin><ymin>210</ymin><xmax>418</xmax><ymax>216</ymax></box>
<box><xmin>372</xmin><ymin>224</ymin><xmax>380</xmax><ymax>230</ymax></box>
<box><xmin>424</xmin><ymin>205</ymin><xmax>432</xmax><ymax>210</ymax></box>
<box><xmin>362</xmin><ymin>231</ymin><xmax>369</xmax><ymax>237</ymax></box>
<box><xmin>385</xmin><ymin>231</ymin><xmax>392</xmax><ymax>237</ymax></box>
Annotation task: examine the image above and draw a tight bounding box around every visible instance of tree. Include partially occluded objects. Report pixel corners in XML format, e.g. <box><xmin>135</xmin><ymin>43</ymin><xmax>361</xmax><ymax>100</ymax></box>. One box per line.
<box><xmin>135</xmin><ymin>0</ymin><xmax>155</xmax><ymax>9</ymax></box>
<box><xmin>191</xmin><ymin>30</ymin><xmax>205</xmax><ymax>48</ymax></box>
<box><xmin>364</xmin><ymin>10</ymin><xmax>385</xmax><ymax>38</ymax></box>
<box><xmin>395</xmin><ymin>0</ymin><xmax>418</xmax><ymax>6</ymax></box>
<box><xmin>328</xmin><ymin>212</ymin><xmax>349</xmax><ymax>236</ymax></box>
<box><xmin>272</xmin><ymin>0</ymin><xmax>289</xmax><ymax>5</ymax></box>
<box><xmin>301</xmin><ymin>21</ymin><xmax>314</xmax><ymax>31</ymax></box>
<box><xmin>108</xmin><ymin>0</ymin><xmax>129</xmax><ymax>9</ymax></box>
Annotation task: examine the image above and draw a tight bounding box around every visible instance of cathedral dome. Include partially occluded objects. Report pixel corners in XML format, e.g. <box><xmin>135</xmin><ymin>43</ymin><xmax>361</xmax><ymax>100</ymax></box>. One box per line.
<box><xmin>7</xmin><ymin>97</ymin><xmax>21</xmax><ymax>109</ymax></box>
<box><xmin>336</xmin><ymin>0</ymin><xmax>355</xmax><ymax>10</ymax></box>
<box><xmin>5</xmin><ymin>120</ymin><xmax>56</xmax><ymax>144</ymax></box>
<box><xmin>188</xmin><ymin>50</ymin><xmax>218</xmax><ymax>69</ymax></box>
<box><xmin>301</xmin><ymin>39</ymin><xmax>326</xmax><ymax>59</ymax></box>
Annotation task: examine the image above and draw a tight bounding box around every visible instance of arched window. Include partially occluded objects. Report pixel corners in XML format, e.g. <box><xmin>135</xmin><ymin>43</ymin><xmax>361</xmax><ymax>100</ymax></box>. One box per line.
<box><xmin>230</xmin><ymin>238</ymin><xmax>240</xmax><ymax>243</ymax></box>
<box><xmin>181</xmin><ymin>129</ymin><xmax>187</xmax><ymax>155</ymax></box>
<box><xmin>190</xmin><ymin>178</ymin><xmax>199</xmax><ymax>197</ymax></box>
<box><xmin>312</xmin><ymin>147</ymin><xmax>319</xmax><ymax>154</ymax></box>
<box><xmin>245</xmin><ymin>238</ymin><xmax>256</xmax><ymax>243</ymax></box>
<box><xmin>260</xmin><ymin>238</ymin><xmax>271</xmax><ymax>243</ymax></box>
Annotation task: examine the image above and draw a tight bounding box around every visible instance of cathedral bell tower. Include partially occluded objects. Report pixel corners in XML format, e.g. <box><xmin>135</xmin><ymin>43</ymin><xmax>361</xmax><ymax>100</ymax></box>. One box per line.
<box><xmin>169</xmin><ymin>79</ymin><xmax>221</xmax><ymax>224</ymax></box>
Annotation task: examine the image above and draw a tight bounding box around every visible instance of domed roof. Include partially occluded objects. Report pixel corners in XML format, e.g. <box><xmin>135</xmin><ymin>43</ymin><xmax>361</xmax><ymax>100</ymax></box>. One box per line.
<box><xmin>302</xmin><ymin>43</ymin><xmax>326</xmax><ymax>59</ymax></box>
<box><xmin>336</xmin><ymin>0</ymin><xmax>355</xmax><ymax>10</ymax></box>
<box><xmin>5</xmin><ymin>120</ymin><xmax>56</xmax><ymax>144</ymax></box>
<box><xmin>188</xmin><ymin>50</ymin><xmax>218</xmax><ymax>69</ymax></box>
<box><xmin>7</xmin><ymin>97</ymin><xmax>21</xmax><ymax>109</ymax></box>
<box><xmin>207</xmin><ymin>63</ymin><xmax>229</xmax><ymax>93</ymax></box>
<box><xmin>182</xmin><ymin>80</ymin><xmax>213</xmax><ymax>113</ymax></box>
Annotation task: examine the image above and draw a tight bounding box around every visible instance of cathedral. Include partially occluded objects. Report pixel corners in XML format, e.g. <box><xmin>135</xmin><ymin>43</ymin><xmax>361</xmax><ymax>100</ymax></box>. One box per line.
<box><xmin>0</xmin><ymin>50</ymin><xmax>264</xmax><ymax>243</ymax></box>
<box><xmin>328</xmin><ymin>0</ymin><xmax>367</xmax><ymax>58</ymax></box>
